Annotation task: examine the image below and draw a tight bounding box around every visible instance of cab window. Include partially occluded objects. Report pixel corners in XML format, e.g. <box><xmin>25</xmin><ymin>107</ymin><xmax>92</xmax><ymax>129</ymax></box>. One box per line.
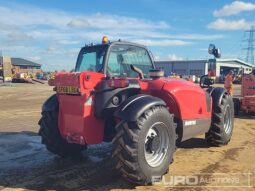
<box><xmin>107</xmin><ymin>45</ymin><xmax>153</xmax><ymax>78</ymax></box>
<box><xmin>75</xmin><ymin>46</ymin><xmax>106</xmax><ymax>72</ymax></box>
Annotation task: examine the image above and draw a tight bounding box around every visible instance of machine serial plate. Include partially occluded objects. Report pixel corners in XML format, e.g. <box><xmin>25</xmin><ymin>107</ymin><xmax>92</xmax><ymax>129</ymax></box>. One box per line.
<box><xmin>56</xmin><ymin>86</ymin><xmax>80</xmax><ymax>94</ymax></box>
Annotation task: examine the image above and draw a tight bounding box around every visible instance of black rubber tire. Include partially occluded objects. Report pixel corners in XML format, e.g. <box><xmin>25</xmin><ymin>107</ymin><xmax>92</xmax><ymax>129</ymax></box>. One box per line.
<box><xmin>112</xmin><ymin>106</ymin><xmax>176</xmax><ymax>185</ymax></box>
<box><xmin>39</xmin><ymin>111</ymin><xmax>85</xmax><ymax>157</ymax></box>
<box><xmin>206</xmin><ymin>92</ymin><xmax>234</xmax><ymax>146</ymax></box>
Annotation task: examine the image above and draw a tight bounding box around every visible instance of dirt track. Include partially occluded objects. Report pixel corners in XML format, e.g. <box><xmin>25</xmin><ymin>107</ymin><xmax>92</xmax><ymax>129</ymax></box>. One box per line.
<box><xmin>0</xmin><ymin>83</ymin><xmax>254</xmax><ymax>191</ymax></box>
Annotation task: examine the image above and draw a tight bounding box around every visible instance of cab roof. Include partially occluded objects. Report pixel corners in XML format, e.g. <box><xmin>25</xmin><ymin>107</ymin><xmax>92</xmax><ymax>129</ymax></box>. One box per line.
<box><xmin>83</xmin><ymin>40</ymin><xmax>146</xmax><ymax>49</ymax></box>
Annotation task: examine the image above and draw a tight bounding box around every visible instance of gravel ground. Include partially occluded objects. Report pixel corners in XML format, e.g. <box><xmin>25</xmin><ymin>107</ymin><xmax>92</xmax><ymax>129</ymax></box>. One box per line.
<box><xmin>0</xmin><ymin>83</ymin><xmax>254</xmax><ymax>191</ymax></box>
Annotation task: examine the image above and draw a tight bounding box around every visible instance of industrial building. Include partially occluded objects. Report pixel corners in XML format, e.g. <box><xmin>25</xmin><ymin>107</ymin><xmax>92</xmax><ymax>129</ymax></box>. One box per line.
<box><xmin>155</xmin><ymin>59</ymin><xmax>254</xmax><ymax>82</ymax></box>
<box><xmin>10</xmin><ymin>57</ymin><xmax>42</xmax><ymax>74</ymax></box>
<box><xmin>0</xmin><ymin>56</ymin><xmax>42</xmax><ymax>73</ymax></box>
<box><xmin>0</xmin><ymin>56</ymin><xmax>42</xmax><ymax>82</ymax></box>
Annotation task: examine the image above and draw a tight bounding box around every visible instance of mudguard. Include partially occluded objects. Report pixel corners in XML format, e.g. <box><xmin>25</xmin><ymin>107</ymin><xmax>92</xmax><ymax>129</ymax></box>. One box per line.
<box><xmin>114</xmin><ymin>94</ymin><xmax>166</xmax><ymax>121</ymax></box>
<box><xmin>207</xmin><ymin>87</ymin><xmax>227</xmax><ymax>108</ymax></box>
<box><xmin>42</xmin><ymin>94</ymin><xmax>59</xmax><ymax>112</ymax></box>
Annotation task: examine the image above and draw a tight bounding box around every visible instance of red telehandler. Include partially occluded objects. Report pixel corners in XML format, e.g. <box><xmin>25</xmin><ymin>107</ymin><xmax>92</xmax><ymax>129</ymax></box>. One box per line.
<box><xmin>39</xmin><ymin>37</ymin><xmax>234</xmax><ymax>185</ymax></box>
<box><xmin>234</xmin><ymin>68</ymin><xmax>255</xmax><ymax>115</ymax></box>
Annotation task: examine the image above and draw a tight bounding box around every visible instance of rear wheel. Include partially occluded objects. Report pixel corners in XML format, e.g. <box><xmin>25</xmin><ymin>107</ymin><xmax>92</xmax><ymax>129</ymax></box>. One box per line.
<box><xmin>39</xmin><ymin>110</ymin><xmax>85</xmax><ymax>157</ymax></box>
<box><xmin>206</xmin><ymin>92</ymin><xmax>234</xmax><ymax>146</ymax></box>
<box><xmin>112</xmin><ymin>106</ymin><xmax>176</xmax><ymax>185</ymax></box>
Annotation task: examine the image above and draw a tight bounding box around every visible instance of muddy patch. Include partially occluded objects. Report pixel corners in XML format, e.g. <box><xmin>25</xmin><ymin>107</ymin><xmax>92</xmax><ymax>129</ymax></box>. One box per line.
<box><xmin>0</xmin><ymin>132</ymin><xmax>134</xmax><ymax>190</ymax></box>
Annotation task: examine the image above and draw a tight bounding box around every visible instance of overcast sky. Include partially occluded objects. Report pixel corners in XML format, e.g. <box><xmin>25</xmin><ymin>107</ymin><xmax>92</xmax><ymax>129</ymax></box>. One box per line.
<box><xmin>0</xmin><ymin>0</ymin><xmax>254</xmax><ymax>71</ymax></box>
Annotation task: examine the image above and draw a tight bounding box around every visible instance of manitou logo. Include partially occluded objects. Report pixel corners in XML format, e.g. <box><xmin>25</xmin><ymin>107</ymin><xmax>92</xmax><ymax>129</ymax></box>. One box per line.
<box><xmin>184</xmin><ymin>120</ymin><xmax>196</xmax><ymax>126</ymax></box>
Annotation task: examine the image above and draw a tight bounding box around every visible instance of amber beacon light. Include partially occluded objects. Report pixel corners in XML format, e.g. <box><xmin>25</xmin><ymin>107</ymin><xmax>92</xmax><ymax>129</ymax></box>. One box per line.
<box><xmin>102</xmin><ymin>36</ymin><xmax>109</xmax><ymax>44</ymax></box>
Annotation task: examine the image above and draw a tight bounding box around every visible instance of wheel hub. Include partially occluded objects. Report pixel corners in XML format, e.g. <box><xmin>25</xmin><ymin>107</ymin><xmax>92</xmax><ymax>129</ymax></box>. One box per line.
<box><xmin>145</xmin><ymin>134</ymin><xmax>160</xmax><ymax>153</ymax></box>
<box><xmin>144</xmin><ymin>122</ymin><xmax>169</xmax><ymax>167</ymax></box>
<box><xmin>224</xmin><ymin>105</ymin><xmax>232</xmax><ymax>134</ymax></box>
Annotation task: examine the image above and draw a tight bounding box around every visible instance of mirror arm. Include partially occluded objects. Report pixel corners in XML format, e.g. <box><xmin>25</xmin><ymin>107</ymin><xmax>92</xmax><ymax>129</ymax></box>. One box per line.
<box><xmin>130</xmin><ymin>65</ymin><xmax>144</xmax><ymax>79</ymax></box>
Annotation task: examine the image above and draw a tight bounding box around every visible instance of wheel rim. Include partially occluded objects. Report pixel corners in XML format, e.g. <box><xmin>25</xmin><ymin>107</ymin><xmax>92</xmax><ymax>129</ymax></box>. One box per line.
<box><xmin>224</xmin><ymin>105</ymin><xmax>232</xmax><ymax>134</ymax></box>
<box><xmin>144</xmin><ymin>122</ymin><xmax>169</xmax><ymax>167</ymax></box>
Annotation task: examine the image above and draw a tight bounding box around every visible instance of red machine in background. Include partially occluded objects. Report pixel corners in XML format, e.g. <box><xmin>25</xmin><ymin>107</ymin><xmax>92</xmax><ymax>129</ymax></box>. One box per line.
<box><xmin>234</xmin><ymin>69</ymin><xmax>255</xmax><ymax>115</ymax></box>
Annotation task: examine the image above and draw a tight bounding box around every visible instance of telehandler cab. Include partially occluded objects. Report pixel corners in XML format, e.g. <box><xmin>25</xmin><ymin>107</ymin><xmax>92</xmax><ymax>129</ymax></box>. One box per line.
<box><xmin>39</xmin><ymin>37</ymin><xmax>234</xmax><ymax>185</ymax></box>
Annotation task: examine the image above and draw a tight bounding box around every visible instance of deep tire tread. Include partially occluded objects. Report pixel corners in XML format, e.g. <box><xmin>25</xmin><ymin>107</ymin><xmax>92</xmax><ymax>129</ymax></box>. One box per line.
<box><xmin>112</xmin><ymin>106</ymin><xmax>176</xmax><ymax>185</ymax></box>
<box><xmin>206</xmin><ymin>92</ymin><xmax>234</xmax><ymax>146</ymax></box>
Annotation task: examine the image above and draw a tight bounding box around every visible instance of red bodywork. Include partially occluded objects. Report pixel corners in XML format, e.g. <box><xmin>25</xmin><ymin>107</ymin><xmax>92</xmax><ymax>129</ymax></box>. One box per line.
<box><xmin>139</xmin><ymin>78</ymin><xmax>211</xmax><ymax>120</ymax></box>
<box><xmin>240</xmin><ymin>74</ymin><xmax>255</xmax><ymax>112</ymax></box>
<box><xmin>54</xmin><ymin>72</ymin><xmax>212</xmax><ymax>145</ymax></box>
<box><xmin>55</xmin><ymin>72</ymin><xmax>105</xmax><ymax>144</ymax></box>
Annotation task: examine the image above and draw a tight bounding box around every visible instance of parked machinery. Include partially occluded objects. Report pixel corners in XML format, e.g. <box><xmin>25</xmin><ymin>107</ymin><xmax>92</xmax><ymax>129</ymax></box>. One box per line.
<box><xmin>234</xmin><ymin>68</ymin><xmax>255</xmax><ymax>115</ymax></box>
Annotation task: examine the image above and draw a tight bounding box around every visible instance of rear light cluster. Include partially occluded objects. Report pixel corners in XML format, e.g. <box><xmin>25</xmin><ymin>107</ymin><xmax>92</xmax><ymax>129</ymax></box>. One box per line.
<box><xmin>108</xmin><ymin>78</ymin><xmax>129</xmax><ymax>88</ymax></box>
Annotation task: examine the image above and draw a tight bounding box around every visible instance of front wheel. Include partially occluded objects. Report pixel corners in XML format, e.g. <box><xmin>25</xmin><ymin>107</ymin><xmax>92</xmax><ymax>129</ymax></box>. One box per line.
<box><xmin>206</xmin><ymin>92</ymin><xmax>234</xmax><ymax>146</ymax></box>
<box><xmin>112</xmin><ymin>106</ymin><xmax>176</xmax><ymax>185</ymax></box>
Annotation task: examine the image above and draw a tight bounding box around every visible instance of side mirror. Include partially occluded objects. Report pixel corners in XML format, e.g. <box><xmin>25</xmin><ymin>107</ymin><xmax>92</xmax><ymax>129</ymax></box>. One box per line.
<box><xmin>214</xmin><ymin>48</ymin><xmax>221</xmax><ymax>58</ymax></box>
<box><xmin>208</xmin><ymin>44</ymin><xmax>221</xmax><ymax>58</ymax></box>
<box><xmin>208</xmin><ymin>44</ymin><xmax>215</xmax><ymax>54</ymax></box>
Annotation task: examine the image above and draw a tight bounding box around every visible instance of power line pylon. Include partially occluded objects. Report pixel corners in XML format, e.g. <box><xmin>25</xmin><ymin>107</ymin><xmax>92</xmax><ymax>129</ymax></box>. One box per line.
<box><xmin>244</xmin><ymin>26</ymin><xmax>255</xmax><ymax>65</ymax></box>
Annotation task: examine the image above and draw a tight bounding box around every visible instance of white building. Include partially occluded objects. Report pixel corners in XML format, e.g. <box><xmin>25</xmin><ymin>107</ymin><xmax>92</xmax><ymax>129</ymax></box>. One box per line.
<box><xmin>155</xmin><ymin>59</ymin><xmax>253</xmax><ymax>81</ymax></box>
